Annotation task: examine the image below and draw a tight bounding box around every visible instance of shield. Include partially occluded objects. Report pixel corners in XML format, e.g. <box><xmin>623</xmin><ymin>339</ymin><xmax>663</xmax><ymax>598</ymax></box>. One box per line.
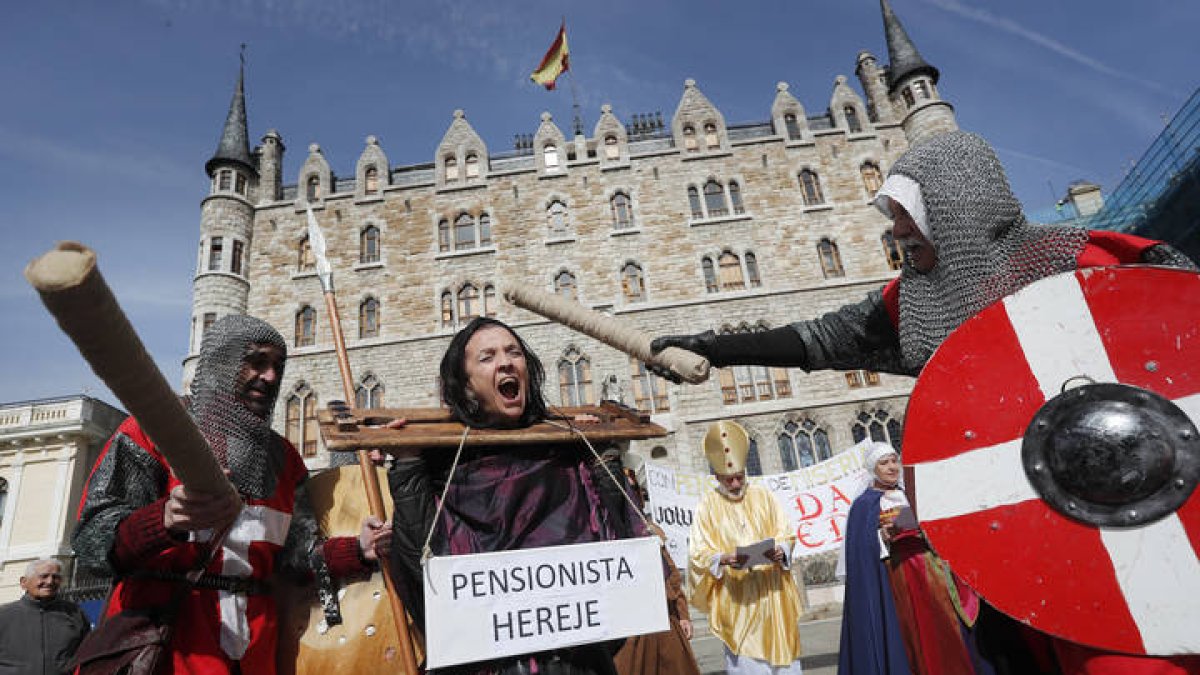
<box><xmin>903</xmin><ymin>266</ymin><xmax>1200</xmax><ymax>656</ymax></box>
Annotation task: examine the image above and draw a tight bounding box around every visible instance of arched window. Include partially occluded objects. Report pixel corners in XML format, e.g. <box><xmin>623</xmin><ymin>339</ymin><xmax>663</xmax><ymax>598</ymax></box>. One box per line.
<box><xmin>208</xmin><ymin>236</ymin><xmax>224</xmax><ymax>272</ymax></box>
<box><xmin>818</xmin><ymin>238</ymin><xmax>845</xmax><ymax>278</ymax></box>
<box><xmin>440</xmin><ymin>291</ymin><xmax>454</xmax><ymax>327</ymax></box>
<box><xmin>295</xmin><ymin>306</ymin><xmax>316</xmax><ymax>347</ymax></box>
<box><xmin>457</xmin><ymin>284</ymin><xmax>480</xmax><ymax>321</ymax></box>
<box><xmin>717</xmin><ymin>324</ymin><xmax>791</xmax><ymax>405</ymax></box>
<box><xmin>359</xmin><ymin>297</ymin><xmax>379</xmax><ymax>339</ymax></box>
<box><xmin>784</xmin><ymin>113</ymin><xmax>802</xmax><ymax>140</ymax></box>
<box><xmin>728</xmin><ymin>181</ymin><xmax>744</xmax><ymax>215</ymax></box>
<box><xmin>704</xmin><ymin>180</ymin><xmax>727</xmax><ymax>217</ymax></box>
<box><xmin>611</xmin><ymin>192</ymin><xmax>633</xmax><ymax>229</ymax></box>
<box><xmin>558</xmin><ymin>347</ymin><xmax>594</xmax><ymax>406</ymax></box>
<box><xmin>554</xmin><ymin>270</ymin><xmax>578</xmax><ymax>300</ymax></box>
<box><xmin>360</xmin><ymin>226</ymin><xmax>380</xmax><ymax>264</ymax></box>
<box><xmin>844</xmin><ymin>105</ymin><xmax>862</xmax><ymax>133</ymax></box>
<box><xmin>437</xmin><ymin>219</ymin><xmax>451</xmax><ymax>253</ymax></box>
<box><xmin>704</xmin><ymin>123</ymin><xmax>720</xmax><ymax>149</ymax></box>
<box><xmin>604</xmin><ymin>135</ymin><xmax>620</xmax><ymax>160</ymax></box>
<box><xmin>298</xmin><ymin>237</ymin><xmax>315</xmax><ymax>272</ymax></box>
<box><xmin>478</xmin><ymin>213</ymin><xmax>492</xmax><ymax>247</ymax></box>
<box><xmin>286</xmin><ymin>386</ymin><xmax>319</xmax><ymax>457</ymax></box>
<box><xmin>882</xmin><ymin>230</ymin><xmax>904</xmax><ymax>270</ymax></box>
<box><xmin>483</xmin><ymin>284</ymin><xmax>497</xmax><ymax>317</ymax></box>
<box><xmin>543</xmin><ymin>144</ymin><xmax>559</xmax><ymax>169</ymax></box>
<box><xmin>799</xmin><ymin>169</ymin><xmax>824</xmax><ymax>206</ymax></box>
<box><xmin>718</xmin><ymin>251</ymin><xmax>745</xmax><ymax>291</ymax></box>
<box><xmin>621</xmin><ymin>262</ymin><xmax>645</xmax><ymax>302</ymax></box>
<box><xmin>285</xmin><ymin>395</ymin><xmax>302</xmax><ymax>451</ymax></box>
<box><xmin>364</xmin><ymin>166</ymin><xmax>379</xmax><ymax>194</ymax></box>
<box><xmin>778</xmin><ymin>419</ymin><xmax>833</xmax><ymax>471</ymax></box>
<box><xmin>355</xmin><ymin>375</ymin><xmax>384</xmax><ymax>409</ymax></box>
<box><xmin>852</xmin><ymin>409</ymin><xmax>903</xmax><ymax>452</ymax></box>
<box><xmin>702</xmin><ymin>256</ymin><xmax>718</xmax><ymax>293</ymax></box>
<box><xmin>445</xmin><ymin>156</ymin><xmax>459</xmax><ymax>182</ymax></box>
<box><xmin>306</xmin><ymin>175</ymin><xmax>321</xmax><ymax>201</ymax></box>
<box><xmin>687</xmin><ymin>187</ymin><xmax>704</xmax><ymax>219</ymax></box>
<box><xmin>455</xmin><ymin>213</ymin><xmax>475</xmax><ymax>250</ymax></box>
<box><xmin>465</xmin><ymin>153</ymin><xmax>480</xmax><ymax>179</ymax></box>
<box><xmin>547</xmin><ymin>200</ymin><xmax>569</xmax><ymax>236</ymax></box>
<box><xmin>746</xmin><ymin>438</ymin><xmax>763</xmax><ymax>476</ymax></box>
<box><xmin>683</xmin><ymin>125</ymin><xmax>698</xmax><ymax>153</ymax></box>
<box><xmin>861</xmin><ymin>162</ymin><xmax>883</xmax><ymax>195</ymax></box>
<box><xmin>745</xmin><ymin>252</ymin><xmax>761</xmax><ymax>288</ymax></box>
<box><xmin>845</xmin><ymin>370</ymin><xmax>882</xmax><ymax>388</ymax></box>
<box><xmin>629</xmin><ymin>358</ymin><xmax>669</xmax><ymax>412</ymax></box>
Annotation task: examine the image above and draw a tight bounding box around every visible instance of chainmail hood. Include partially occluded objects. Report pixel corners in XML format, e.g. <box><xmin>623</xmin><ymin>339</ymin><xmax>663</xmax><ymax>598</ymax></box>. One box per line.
<box><xmin>189</xmin><ymin>315</ymin><xmax>288</xmax><ymax>499</ymax></box>
<box><xmin>890</xmin><ymin>131</ymin><xmax>1089</xmax><ymax>371</ymax></box>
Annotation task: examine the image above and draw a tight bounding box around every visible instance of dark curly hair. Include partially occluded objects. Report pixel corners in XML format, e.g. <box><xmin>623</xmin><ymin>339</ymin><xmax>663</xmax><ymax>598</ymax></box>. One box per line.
<box><xmin>439</xmin><ymin>317</ymin><xmax>548</xmax><ymax>428</ymax></box>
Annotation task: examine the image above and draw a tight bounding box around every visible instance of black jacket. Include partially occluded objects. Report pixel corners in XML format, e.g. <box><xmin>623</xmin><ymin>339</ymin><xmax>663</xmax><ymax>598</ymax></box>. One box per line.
<box><xmin>0</xmin><ymin>595</ymin><xmax>91</xmax><ymax>675</ymax></box>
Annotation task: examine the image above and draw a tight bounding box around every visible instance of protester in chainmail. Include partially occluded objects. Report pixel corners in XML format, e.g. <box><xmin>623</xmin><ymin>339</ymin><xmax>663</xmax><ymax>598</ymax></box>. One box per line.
<box><xmin>73</xmin><ymin>314</ymin><xmax>388</xmax><ymax>675</ymax></box>
<box><xmin>650</xmin><ymin>130</ymin><xmax>1197</xmax><ymax>378</ymax></box>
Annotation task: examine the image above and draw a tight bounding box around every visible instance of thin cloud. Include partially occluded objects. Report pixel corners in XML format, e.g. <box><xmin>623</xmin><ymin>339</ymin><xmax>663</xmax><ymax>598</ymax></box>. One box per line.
<box><xmin>918</xmin><ymin>0</ymin><xmax>1173</xmax><ymax>96</ymax></box>
<box><xmin>0</xmin><ymin>125</ymin><xmax>194</xmax><ymax>187</ymax></box>
<box><xmin>992</xmin><ymin>144</ymin><xmax>1091</xmax><ymax>177</ymax></box>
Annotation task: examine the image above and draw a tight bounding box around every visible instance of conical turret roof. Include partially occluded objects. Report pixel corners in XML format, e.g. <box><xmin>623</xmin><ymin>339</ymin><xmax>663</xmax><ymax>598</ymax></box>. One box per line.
<box><xmin>205</xmin><ymin>64</ymin><xmax>256</xmax><ymax>177</ymax></box>
<box><xmin>880</xmin><ymin>0</ymin><xmax>939</xmax><ymax>92</ymax></box>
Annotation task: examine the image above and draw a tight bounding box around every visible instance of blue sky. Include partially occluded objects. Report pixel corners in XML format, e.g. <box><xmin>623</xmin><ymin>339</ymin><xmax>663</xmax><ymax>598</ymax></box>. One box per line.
<box><xmin>0</xmin><ymin>0</ymin><xmax>1195</xmax><ymax>406</ymax></box>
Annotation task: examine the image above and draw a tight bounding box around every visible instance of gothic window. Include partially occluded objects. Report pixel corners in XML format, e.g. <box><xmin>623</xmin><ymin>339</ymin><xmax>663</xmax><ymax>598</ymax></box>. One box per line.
<box><xmin>704</xmin><ymin>180</ymin><xmax>728</xmax><ymax>217</ymax></box>
<box><xmin>799</xmin><ymin>169</ymin><xmax>825</xmax><ymax>206</ymax></box>
<box><xmin>629</xmin><ymin>358</ymin><xmax>669</xmax><ymax>413</ymax></box>
<box><xmin>364</xmin><ymin>166</ymin><xmax>379</xmax><ymax>194</ymax></box>
<box><xmin>778</xmin><ymin>419</ymin><xmax>833</xmax><ymax>471</ymax></box>
<box><xmin>621</xmin><ymin>262</ymin><xmax>645</xmax><ymax>302</ymax></box>
<box><xmin>554</xmin><ymin>270</ymin><xmax>578</xmax><ymax>300</ymax></box>
<box><xmin>547</xmin><ymin>200</ymin><xmax>569</xmax><ymax>237</ymax></box>
<box><xmin>611</xmin><ymin>192</ymin><xmax>634</xmax><ymax>229</ymax></box>
<box><xmin>286</xmin><ymin>386</ymin><xmax>319</xmax><ymax>457</ymax></box>
<box><xmin>728</xmin><ymin>181</ymin><xmax>744</xmax><ymax>215</ymax></box>
<box><xmin>844</xmin><ymin>105</ymin><xmax>863</xmax><ymax>133</ymax></box>
<box><xmin>455</xmin><ymin>214</ymin><xmax>475</xmax><ymax>250</ymax></box>
<box><xmin>235</xmin><ymin>172</ymin><xmax>247</xmax><ymax>195</ymax></box>
<box><xmin>717</xmin><ymin>324</ymin><xmax>792</xmax><ymax>405</ymax></box>
<box><xmin>483</xmin><ymin>284</ymin><xmax>497</xmax><ymax>317</ymax></box>
<box><xmin>306</xmin><ymin>175</ymin><xmax>321</xmax><ymax>201</ymax></box>
<box><xmin>784</xmin><ymin>113</ymin><xmax>802</xmax><ymax>140</ymax></box>
<box><xmin>558</xmin><ymin>347</ymin><xmax>594</xmax><ymax>406</ymax></box>
<box><xmin>688</xmin><ymin>187</ymin><xmax>704</xmax><ymax>219</ymax></box>
<box><xmin>355</xmin><ymin>374</ymin><xmax>384</xmax><ymax>409</ymax></box>
<box><xmin>298</xmin><ymin>236</ymin><xmax>315</xmax><ymax>272</ymax></box>
<box><xmin>845</xmin><ymin>370</ymin><xmax>882</xmax><ymax>388</ymax></box>
<box><xmin>745</xmin><ymin>252</ymin><xmax>761</xmax><ymax>288</ymax></box>
<box><xmin>543</xmin><ymin>144</ymin><xmax>559</xmax><ymax>169</ymax></box>
<box><xmin>718</xmin><ymin>251</ymin><xmax>745</xmax><ymax>291</ymax></box>
<box><xmin>746</xmin><ymin>438</ymin><xmax>763</xmax><ymax>476</ymax></box>
<box><xmin>359</xmin><ymin>297</ymin><xmax>379</xmax><ymax>339</ymax></box>
<box><xmin>465</xmin><ymin>153</ymin><xmax>480</xmax><ymax>179</ymax></box>
<box><xmin>438</xmin><ymin>219</ymin><xmax>450</xmax><ymax>253</ymax></box>
<box><xmin>231</xmin><ymin>240</ymin><xmax>244</xmax><ymax>276</ymax></box>
<box><xmin>861</xmin><ymin>162</ymin><xmax>883</xmax><ymax>196</ymax></box>
<box><xmin>683</xmin><ymin>125</ymin><xmax>698</xmax><ymax>153</ymax></box>
<box><xmin>445</xmin><ymin>156</ymin><xmax>459</xmax><ymax>183</ymax></box>
<box><xmin>208</xmin><ymin>236</ymin><xmax>223</xmax><ymax>272</ymax></box>
<box><xmin>360</xmin><ymin>225</ymin><xmax>380</xmax><ymax>264</ymax></box>
<box><xmin>478</xmin><ymin>213</ymin><xmax>492</xmax><ymax>246</ymax></box>
<box><xmin>818</xmin><ymin>238</ymin><xmax>845</xmax><ymax>278</ymax></box>
<box><xmin>902</xmin><ymin>87</ymin><xmax>916</xmax><ymax>107</ymax></box>
<box><xmin>295</xmin><ymin>306</ymin><xmax>316</xmax><ymax>347</ymax></box>
<box><xmin>458</xmin><ymin>284</ymin><xmax>480</xmax><ymax>321</ymax></box>
<box><xmin>604</xmin><ymin>135</ymin><xmax>620</xmax><ymax>160</ymax></box>
<box><xmin>852</xmin><ymin>409</ymin><xmax>903</xmax><ymax>452</ymax></box>
<box><xmin>285</xmin><ymin>395</ymin><xmax>301</xmax><ymax>451</ymax></box>
<box><xmin>882</xmin><ymin>230</ymin><xmax>904</xmax><ymax>270</ymax></box>
<box><xmin>704</xmin><ymin>123</ymin><xmax>719</xmax><ymax>149</ymax></box>
<box><xmin>702</xmin><ymin>256</ymin><xmax>718</xmax><ymax>293</ymax></box>
<box><xmin>440</xmin><ymin>292</ymin><xmax>454</xmax><ymax>327</ymax></box>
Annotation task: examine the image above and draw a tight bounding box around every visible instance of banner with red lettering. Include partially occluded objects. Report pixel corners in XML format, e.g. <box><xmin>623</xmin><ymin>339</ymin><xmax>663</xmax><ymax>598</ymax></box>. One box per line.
<box><xmin>645</xmin><ymin>440</ymin><xmax>874</xmax><ymax>572</ymax></box>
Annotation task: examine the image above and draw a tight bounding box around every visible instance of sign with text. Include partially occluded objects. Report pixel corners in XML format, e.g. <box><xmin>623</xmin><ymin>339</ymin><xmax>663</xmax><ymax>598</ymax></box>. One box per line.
<box><xmin>423</xmin><ymin>536</ymin><xmax>668</xmax><ymax>669</ymax></box>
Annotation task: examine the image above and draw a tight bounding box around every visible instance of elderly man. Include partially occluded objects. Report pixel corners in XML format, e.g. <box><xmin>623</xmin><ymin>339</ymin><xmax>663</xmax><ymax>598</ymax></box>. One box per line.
<box><xmin>73</xmin><ymin>315</ymin><xmax>389</xmax><ymax>675</ymax></box>
<box><xmin>689</xmin><ymin>421</ymin><xmax>803</xmax><ymax>675</ymax></box>
<box><xmin>0</xmin><ymin>558</ymin><xmax>91</xmax><ymax>675</ymax></box>
<box><xmin>654</xmin><ymin>132</ymin><xmax>1199</xmax><ymax>675</ymax></box>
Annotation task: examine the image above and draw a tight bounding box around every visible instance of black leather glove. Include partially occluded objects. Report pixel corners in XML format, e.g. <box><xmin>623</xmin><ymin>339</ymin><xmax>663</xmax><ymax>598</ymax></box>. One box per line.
<box><xmin>647</xmin><ymin>330</ymin><xmax>716</xmax><ymax>383</ymax></box>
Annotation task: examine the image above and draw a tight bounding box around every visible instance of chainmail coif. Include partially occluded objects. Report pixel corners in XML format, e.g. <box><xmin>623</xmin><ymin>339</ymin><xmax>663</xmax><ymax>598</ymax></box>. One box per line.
<box><xmin>190</xmin><ymin>315</ymin><xmax>288</xmax><ymax>499</ymax></box>
<box><xmin>891</xmin><ymin>131</ymin><xmax>1090</xmax><ymax>371</ymax></box>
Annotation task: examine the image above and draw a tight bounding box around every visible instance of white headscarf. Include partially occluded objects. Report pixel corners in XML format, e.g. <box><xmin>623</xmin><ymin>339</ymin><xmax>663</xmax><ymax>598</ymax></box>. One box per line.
<box><xmin>873</xmin><ymin>174</ymin><xmax>930</xmax><ymax>239</ymax></box>
<box><xmin>836</xmin><ymin>442</ymin><xmax>904</xmax><ymax>578</ymax></box>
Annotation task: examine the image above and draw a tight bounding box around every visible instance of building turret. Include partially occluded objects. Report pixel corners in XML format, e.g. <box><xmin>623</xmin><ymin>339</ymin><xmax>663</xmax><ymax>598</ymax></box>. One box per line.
<box><xmin>257</xmin><ymin>128</ymin><xmax>285</xmax><ymax>204</ymax></box>
<box><xmin>184</xmin><ymin>62</ymin><xmax>258</xmax><ymax>387</ymax></box>
<box><xmin>880</xmin><ymin>0</ymin><xmax>957</xmax><ymax>143</ymax></box>
<box><xmin>855</xmin><ymin>50</ymin><xmax>897</xmax><ymax>124</ymax></box>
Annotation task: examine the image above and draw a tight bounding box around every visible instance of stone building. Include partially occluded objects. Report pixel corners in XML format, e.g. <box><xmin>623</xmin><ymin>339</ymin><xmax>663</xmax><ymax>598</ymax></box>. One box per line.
<box><xmin>185</xmin><ymin>0</ymin><xmax>956</xmax><ymax>479</ymax></box>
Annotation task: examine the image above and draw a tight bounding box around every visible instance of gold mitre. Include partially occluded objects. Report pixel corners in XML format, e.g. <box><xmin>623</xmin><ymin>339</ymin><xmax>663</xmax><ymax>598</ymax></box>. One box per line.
<box><xmin>703</xmin><ymin>420</ymin><xmax>750</xmax><ymax>475</ymax></box>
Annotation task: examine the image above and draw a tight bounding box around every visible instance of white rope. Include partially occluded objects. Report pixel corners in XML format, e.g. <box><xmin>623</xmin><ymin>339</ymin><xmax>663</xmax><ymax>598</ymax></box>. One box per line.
<box><xmin>420</xmin><ymin>426</ymin><xmax>471</xmax><ymax>563</ymax></box>
<box><xmin>544</xmin><ymin>414</ymin><xmax>654</xmax><ymax>533</ymax></box>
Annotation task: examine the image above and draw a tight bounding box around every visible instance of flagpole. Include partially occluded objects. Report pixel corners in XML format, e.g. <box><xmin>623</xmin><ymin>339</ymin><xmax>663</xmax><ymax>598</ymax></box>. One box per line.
<box><xmin>563</xmin><ymin>17</ymin><xmax>583</xmax><ymax>136</ymax></box>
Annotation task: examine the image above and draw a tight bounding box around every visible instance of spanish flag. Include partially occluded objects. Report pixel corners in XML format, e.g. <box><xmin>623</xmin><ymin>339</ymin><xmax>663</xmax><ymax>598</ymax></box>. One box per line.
<box><xmin>530</xmin><ymin>22</ymin><xmax>569</xmax><ymax>90</ymax></box>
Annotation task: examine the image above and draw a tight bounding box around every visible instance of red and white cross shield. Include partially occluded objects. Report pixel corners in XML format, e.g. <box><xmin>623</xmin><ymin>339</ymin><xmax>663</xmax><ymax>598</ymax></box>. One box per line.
<box><xmin>903</xmin><ymin>266</ymin><xmax>1200</xmax><ymax>656</ymax></box>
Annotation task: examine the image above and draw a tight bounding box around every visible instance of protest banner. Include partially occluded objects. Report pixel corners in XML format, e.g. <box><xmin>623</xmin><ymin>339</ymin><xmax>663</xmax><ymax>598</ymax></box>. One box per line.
<box><xmin>422</xmin><ymin>536</ymin><xmax>667</xmax><ymax>669</ymax></box>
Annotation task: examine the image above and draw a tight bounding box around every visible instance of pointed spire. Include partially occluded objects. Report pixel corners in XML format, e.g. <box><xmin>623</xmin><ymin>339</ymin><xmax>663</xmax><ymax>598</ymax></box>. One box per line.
<box><xmin>880</xmin><ymin>0</ymin><xmax>939</xmax><ymax>92</ymax></box>
<box><xmin>206</xmin><ymin>46</ymin><xmax>256</xmax><ymax>177</ymax></box>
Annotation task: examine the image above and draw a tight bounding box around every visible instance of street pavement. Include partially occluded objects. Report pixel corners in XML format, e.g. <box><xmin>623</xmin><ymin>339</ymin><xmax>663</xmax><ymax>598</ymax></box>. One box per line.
<box><xmin>689</xmin><ymin>613</ymin><xmax>842</xmax><ymax>675</ymax></box>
